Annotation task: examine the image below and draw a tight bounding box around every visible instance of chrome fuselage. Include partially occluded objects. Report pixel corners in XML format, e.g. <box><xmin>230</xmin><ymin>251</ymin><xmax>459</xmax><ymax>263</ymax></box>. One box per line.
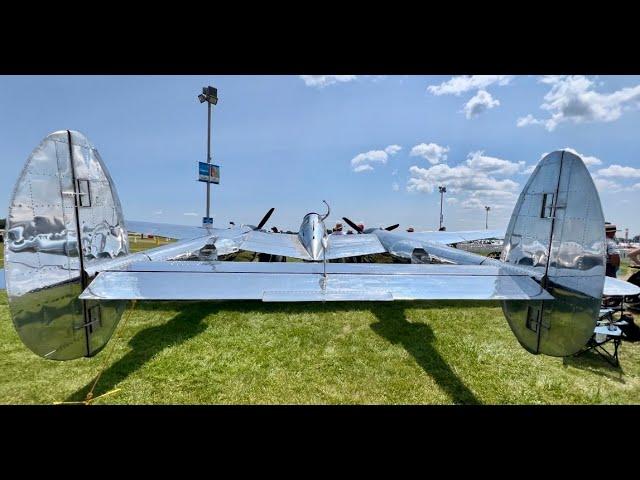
<box><xmin>298</xmin><ymin>213</ymin><xmax>327</xmax><ymax>261</ymax></box>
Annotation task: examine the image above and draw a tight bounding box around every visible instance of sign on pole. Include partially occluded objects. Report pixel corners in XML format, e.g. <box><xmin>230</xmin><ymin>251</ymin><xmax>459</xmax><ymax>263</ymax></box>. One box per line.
<box><xmin>198</xmin><ymin>162</ymin><xmax>220</xmax><ymax>184</ymax></box>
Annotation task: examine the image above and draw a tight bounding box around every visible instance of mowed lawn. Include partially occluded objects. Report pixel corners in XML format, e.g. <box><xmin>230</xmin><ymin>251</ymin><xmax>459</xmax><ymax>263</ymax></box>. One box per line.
<box><xmin>1</xmin><ymin>238</ymin><xmax>639</xmax><ymax>404</ymax></box>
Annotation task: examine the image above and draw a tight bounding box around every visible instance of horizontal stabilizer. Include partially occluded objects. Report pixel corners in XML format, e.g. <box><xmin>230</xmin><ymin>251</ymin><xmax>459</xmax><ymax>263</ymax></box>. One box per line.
<box><xmin>80</xmin><ymin>263</ymin><xmax>553</xmax><ymax>302</ymax></box>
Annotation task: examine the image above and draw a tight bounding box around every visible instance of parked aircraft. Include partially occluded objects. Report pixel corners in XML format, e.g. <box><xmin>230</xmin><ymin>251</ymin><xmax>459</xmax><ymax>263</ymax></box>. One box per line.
<box><xmin>2</xmin><ymin>131</ymin><xmax>638</xmax><ymax>362</ymax></box>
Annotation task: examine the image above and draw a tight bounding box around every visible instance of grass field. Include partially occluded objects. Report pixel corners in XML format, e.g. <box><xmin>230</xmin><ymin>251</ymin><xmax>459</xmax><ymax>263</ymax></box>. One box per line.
<box><xmin>1</xmin><ymin>238</ymin><xmax>639</xmax><ymax>404</ymax></box>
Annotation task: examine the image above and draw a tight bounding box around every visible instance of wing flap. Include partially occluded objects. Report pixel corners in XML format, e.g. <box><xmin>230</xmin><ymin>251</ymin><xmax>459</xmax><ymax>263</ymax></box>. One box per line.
<box><xmin>80</xmin><ymin>269</ymin><xmax>553</xmax><ymax>302</ymax></box>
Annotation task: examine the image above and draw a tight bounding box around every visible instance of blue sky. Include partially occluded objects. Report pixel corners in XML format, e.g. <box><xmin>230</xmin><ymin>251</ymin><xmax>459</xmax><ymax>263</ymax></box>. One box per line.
<box><xmin>1</xmin><ymin>75</ymin><xmax>639</xmax><ymax>235</ymax></box>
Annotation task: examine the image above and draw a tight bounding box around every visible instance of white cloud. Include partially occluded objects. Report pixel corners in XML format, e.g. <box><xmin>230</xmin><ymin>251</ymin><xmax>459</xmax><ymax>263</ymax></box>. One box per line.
<box><xmin>183</xmin><ymin>212</ymin><xmax>198</xmax><ymax>216</ymax></box>
<box><xmin>633</xmin><ymin>183</ymin><xmax>640</xmax><ymax>190</ymax></box>
<box><xmin>593</xmin><ymin>177</ymin><xmax>623</xmax><ymax>193</ymax></box>
<box><xmin>517</xmin><ymin>75</ymin><xmax>640</xmax><ymax>131</ymax></box>
<box><xmin>351</xmin><ymin>145</ymin><xmax>401</xmax><ymax>172</ymax></box>
<box><xmin>427</xmin><ymin>75</ymin><xmax>514</xmax><ymax>96</ymax></box>
<box><xmin>353</xmin><ymin>164</ymin><xmax>374</xmax><ymax>173</ymax></box>
<box><xmin>465</xmin><ymin>151</ymin><xmax>524</xmax><ymax>176</ymax></box>
<box><xmin>392</xmin><ymin>182</ymin><xmax>400</xmax><ymax>191</ymax></box>
<box><xmin>596</xmin><ymin>164</ymin><xmax>640</xmax><ymax>178</ymax></box>
<box><xmin>516</xmin><ymin>114</ymin><xmax>540</xmax><ymax>128</ymax></box>
<box><xmin>523</xmin><ymin>148</ymin><xmax>602</xmax><ymax>175</ymax></box>
<box><xmin>391</xmin><ymin>169</ymin><xmax>398</xmax><ymax>176</ymax></box>
<box><xmin>461</xmin><ymin>190</ymin><xmax>518</xmax><ymax>210</ymax></box>
<box><xmin>407</xmin><ymin>149</ymin><xmax>522</xmax><ymax>213</ymax></box>
<box><xmin>407</xmin><ymin>163</ymin><xmax>519</xmax><ymax>195</ymax></box>
<box><xmin>299</xmin><ymin>75</ymin><xmax>357</xmax><ymax>88</ymax></box>
<box><xmin>561</xmin><ymin>147</ymin><xmax>602</xmax><ymax>167</ymax></box>
<box><xmin>153</xmin><ymin>210</ymin><xmax>163</xmax><ymax>215</ymax></box>
<box><xmin>385</xmin><ymin>145</ymin><xmax>402</xmax><ymax>155</ymax></box>
<box><xmin>409</xmin><ymin>143</ymin><xmax>449</xmax><ymax>164</ymax></box>
<box><xmin>463</xmin><ymin>90</ymin><xmax>500</xmax><ymax>119</ymax></box>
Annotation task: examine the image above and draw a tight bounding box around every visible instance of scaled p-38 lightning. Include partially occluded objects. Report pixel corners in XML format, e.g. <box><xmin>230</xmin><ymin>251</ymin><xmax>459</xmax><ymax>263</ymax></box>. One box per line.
<box><xmin>2</xmin><ymin>130</ymin><xmax>638</xmax><ymax>361</ymax></box>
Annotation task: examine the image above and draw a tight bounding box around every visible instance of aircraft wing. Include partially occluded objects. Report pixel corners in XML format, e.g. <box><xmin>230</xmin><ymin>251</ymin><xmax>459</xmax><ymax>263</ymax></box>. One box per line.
<box><xmin>410</xmin><ymin>229</ymin><xmax>505</xmax><ymax>245</ymax></box>
<box><xmin>125</xmin><ymin>220</ymin><xmax>252</xmax><ymax>257</ymax></box>
<box><xmin>126</xmin><ymin>220</ymin><xmax>210</xmax><ymax>240</ymax></box>
<box><xmin>239</xmin><ymin>231</ymin><xmax>313</xmax><ymax>260</ymax></box>
<box><xmin>326</xmin><ymin>234</ymin><xmax>386</xmax><ymax>260</ymax></box>
<box><xmin>80</xmin><ymin>261</ymin><xmax>553</xmax><ymax>302</ymax></box>
<box><xmin>237</xmin><ymin>231</ymin><xmax>386</xmax><ymax>261</ymax></box>
<box><xmin>603</xmin><ymin>276</ymin><xmax>640</xmax><ymax>296</ymax></box>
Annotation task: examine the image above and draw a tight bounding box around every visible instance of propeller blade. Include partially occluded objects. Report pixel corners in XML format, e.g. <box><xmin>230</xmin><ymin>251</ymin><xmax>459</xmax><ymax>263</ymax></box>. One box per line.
<box><xmin>342</xmin><ymin>217</ymin><xmax>363</xmax><ymax>234</ymax></box>
<box><xmin>256</xmin><ymin>207</ymin><xmax>275</xmax><ymax>230</ymax></box>
<box><xmin>385</xmin><ymin>224</ymin><xmax>400</xmax><ymax>231</ymax></box>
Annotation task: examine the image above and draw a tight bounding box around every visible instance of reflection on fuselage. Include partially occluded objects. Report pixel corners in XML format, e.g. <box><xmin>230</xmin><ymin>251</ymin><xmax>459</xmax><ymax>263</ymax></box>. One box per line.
<box><xmin>8</xmin><ymin>217</ymin><xmax>127</xmax><ymax>259</ymax></box>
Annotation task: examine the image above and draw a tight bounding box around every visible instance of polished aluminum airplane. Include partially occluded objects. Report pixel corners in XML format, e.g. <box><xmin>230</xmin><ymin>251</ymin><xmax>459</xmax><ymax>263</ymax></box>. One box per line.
<box><xmin>2</xmin><ymin>130</ymin><xmax>639</xmax><ymax>362</ymax></box>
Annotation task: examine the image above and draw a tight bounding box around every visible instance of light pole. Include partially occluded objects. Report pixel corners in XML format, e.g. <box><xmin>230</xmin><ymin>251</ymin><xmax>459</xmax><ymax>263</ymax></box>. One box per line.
<box><xmin>438</xmin><ymin>186</ymin><xmax>446</xmax><ymax>230</ymax></box>
<box><xmin>198</xmin><ymin>86</ymin><xmax>218</xmax><ymax>223</ymax></box>
<box><xmin>485</xmin><ymin>206</ymin><xmax>490</xmax><ymax>230</ymax></box>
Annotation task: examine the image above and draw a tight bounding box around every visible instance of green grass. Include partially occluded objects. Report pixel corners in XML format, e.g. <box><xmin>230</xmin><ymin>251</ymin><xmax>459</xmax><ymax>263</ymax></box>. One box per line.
<box><xmin>1</xmin><ymin>237</ymin><xmax>639</xmax><ymax>404</ymax></box>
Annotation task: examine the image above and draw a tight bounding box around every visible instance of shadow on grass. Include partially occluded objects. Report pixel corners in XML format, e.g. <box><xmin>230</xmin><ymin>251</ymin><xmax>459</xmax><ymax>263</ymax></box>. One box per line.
<box><xmin>66</xmin><ymin>304</ymin><xmax>210</xmax><ymax>402</ymax></box>
<box><xmin>370</xmin><ymin>304</ymin><xmax>481</xmax><ymax>405</ymax></box>
<box><xmin>562</xmin><ymin>351</ymin><xmax>625</xmax><ymax>383</ymax></box>
<box><xmin>67</xmin><ymin>300</ymin><xmax>485</xmax><ymax>404</ymax></box>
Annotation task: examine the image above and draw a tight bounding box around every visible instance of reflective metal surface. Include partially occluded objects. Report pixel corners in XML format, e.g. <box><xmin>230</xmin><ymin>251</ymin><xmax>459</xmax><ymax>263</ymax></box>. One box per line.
<box><xmin>603</xmin><ymin>276</ymin><xmax>640</xmax><ymax>296</ymax></box>
<box><xmin>4</xmin><ymin>131</ymin><xmax>129</xmax><ymax>360</ymax></box>
<box><xmin>81</xmin><ymin>269</ymin><xmax>552</xmax><ymax>302</ymax></box>
<box><xmin>298</xmin><ymin>213</ymin><xmax>327</xmax><ymax>260</ymax></box>
<box><xmin>85</xmin><ymin>235</ymin><xmax>218</xmax><ymax>276</ymax></box>
<box><xmin>500</xmin><ymin>150</ymin><xmax>605</xmax><ymax>356</ymax></box>
<box><xmin>126</xmin><ymin>219</ymin><xmax>251</xmax><ymax>247</ymax></box>
<box><xmin>410</xmin><ymin>229</ymin><xmax>506</xmax><ymax>245</ymax></box>
<box><xmin>240</xmin><ymin>230</ymin><xmax>313</xmax><ymax>260</ymax></box>
<box><xmin>326</xmin><ymin>233</ymin><xmax>385</xmax><ymax>260</ymax></box>
<box><xmin>116</xmin><ymin>260</ymin><xmax>540</xmax><ymax>276</ymax></box>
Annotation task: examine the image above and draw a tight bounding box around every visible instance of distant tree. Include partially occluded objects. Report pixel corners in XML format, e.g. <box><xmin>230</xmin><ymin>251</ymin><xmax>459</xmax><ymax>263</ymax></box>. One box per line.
<box><xmin>0</xmin><ymin>218</ymin><xmax>5</xmax><ymax>229</ymax></box>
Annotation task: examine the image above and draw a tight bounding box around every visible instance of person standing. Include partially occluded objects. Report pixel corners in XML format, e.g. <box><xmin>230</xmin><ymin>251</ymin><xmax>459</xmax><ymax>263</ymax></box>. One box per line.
<box><xmin>605</xmin><ymin>223</ymin><xmax>620</xmax><ymax>278</ymax></box>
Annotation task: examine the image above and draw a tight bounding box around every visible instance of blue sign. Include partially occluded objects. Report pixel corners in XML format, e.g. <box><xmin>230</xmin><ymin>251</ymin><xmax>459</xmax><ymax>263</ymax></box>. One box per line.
<box><xmin>202</xmin><ymin>217</ymin><xmax>213</xmax><ymax>226</ymax></box>
<box><xmin>198</xmin><ymin>162</ymin><xmax>220</xmax><ymax>184</ymax></box>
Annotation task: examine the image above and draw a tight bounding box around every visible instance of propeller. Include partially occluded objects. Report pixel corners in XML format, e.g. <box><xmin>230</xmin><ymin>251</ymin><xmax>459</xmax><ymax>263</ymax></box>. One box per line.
<box><xmin>255</xmin><ymin>207</ymin><xmax>275</xmax><ymax>231</ymax></box>
<box><xmin>342</xmin><ymin>217</ymin><xmax>399</xmax><ymax>233</ymax></box>
<box><xmin>342</xmin><ymin>217</ymin><xmax>364</xmax><ymax>234</ymax></box>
